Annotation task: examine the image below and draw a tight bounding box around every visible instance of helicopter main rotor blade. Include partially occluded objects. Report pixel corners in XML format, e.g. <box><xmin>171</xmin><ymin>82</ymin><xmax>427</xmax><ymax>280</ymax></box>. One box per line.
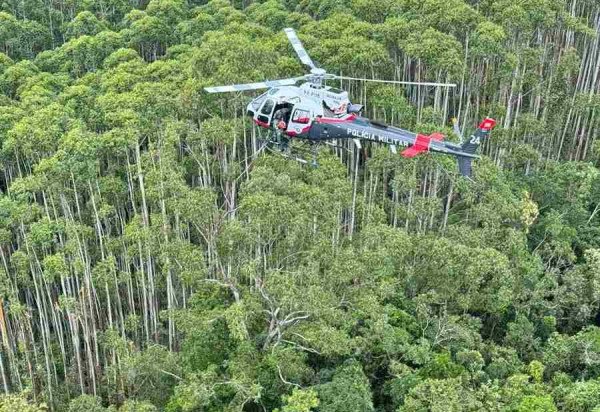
<box><xmin>333</xmin><ymin>75</ymin><xmax>457</xmax><ymax>88</ymax></box>
<box><xmin>284</xmin><ymin>28</ymin><xmax>316</xmax><ymax>70</ymax></box>
<box><xmin>204</xmin><ymin>77</ymin><xmax>305</xmax><ymax>93</ymax></box>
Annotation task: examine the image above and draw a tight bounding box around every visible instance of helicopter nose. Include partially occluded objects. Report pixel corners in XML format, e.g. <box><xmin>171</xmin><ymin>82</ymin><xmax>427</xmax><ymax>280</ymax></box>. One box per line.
<box><xmin>246</xmin><ymin>102</ymin><xmax>255</xmax><ymax>117</ymax></box>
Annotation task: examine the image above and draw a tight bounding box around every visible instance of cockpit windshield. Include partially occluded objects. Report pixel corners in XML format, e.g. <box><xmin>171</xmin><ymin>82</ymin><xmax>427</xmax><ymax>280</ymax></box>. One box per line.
<box><xmin>260</xmin><ymin>99</ymin><xmax>275</xmax><ymax>115</ymax></box>
<box><xmin>250</xmin><ymin>92</ymin><xmax>268</xmax><ymax>111</ymax></box>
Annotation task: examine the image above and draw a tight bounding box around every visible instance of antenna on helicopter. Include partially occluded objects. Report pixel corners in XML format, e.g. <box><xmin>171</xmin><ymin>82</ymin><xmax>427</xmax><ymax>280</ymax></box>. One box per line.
<box><xmin>204</xmin><ymin>28</ymin><xmax>457</xmax><ymax>93</ymax></box>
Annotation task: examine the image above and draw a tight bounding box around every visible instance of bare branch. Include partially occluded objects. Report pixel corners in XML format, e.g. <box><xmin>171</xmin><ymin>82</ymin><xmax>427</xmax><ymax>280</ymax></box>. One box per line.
<box><xmin>281</xmin><ymin>339</ymin><xmax>321</xmax><ymax>355</ymax></box>
<box><xmin>277</xmin><ymin>364</ymin><xmax>302</xmax><ymax>388</ymax></box>
<box><xmin>160</xmin><ymin>369</ymin><xmax>183</xmax><ymax>381</ymax></box>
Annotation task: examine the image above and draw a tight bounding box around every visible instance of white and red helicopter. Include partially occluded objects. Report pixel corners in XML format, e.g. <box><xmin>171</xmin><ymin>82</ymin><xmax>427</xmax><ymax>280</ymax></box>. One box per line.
<box><xmin>205</xmin><ymin>28</ymin><xmax>496</xmax><ymax>177</ymax></box>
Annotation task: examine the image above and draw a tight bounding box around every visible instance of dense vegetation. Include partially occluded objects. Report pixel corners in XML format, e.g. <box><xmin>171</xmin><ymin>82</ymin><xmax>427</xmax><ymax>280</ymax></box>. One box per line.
<box><xmin>0</xmin><ymin>0</ymin><xmax>599</xmax><ymax>410</ymax></box>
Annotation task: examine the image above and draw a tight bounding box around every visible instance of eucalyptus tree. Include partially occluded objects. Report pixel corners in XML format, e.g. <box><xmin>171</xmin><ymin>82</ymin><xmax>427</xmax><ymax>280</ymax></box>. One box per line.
<box><xmin>0</xmin><ymin>0</ymin><xmax>598</xmax><ymax>410</ymax></box>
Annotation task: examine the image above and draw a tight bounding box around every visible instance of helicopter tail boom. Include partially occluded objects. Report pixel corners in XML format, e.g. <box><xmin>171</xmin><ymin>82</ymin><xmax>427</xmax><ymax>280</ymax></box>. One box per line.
<box><xmin>306</xmin><ymin>116</ymin><xmax>495</xmax><ymax>177</ymax></box>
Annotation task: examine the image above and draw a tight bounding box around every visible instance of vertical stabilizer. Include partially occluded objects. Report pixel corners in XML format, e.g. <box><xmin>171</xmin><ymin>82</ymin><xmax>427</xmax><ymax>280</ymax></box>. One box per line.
<box><xmin>457</xmin><ymin>118</ymin><xmax>496</xmax><ymax>177</ymax></box>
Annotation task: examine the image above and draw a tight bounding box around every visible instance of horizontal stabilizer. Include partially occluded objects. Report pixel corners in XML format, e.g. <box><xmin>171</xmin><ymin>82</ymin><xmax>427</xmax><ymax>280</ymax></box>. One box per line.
<box><xmin>401</xmin><ymin>147</ymin><xmax>422</xmax><ymax>158</ymax></box>
<box><xmin>401</xmin><ymin>133</ymin><xmax>445</xmax><ymax>158</ymax></box>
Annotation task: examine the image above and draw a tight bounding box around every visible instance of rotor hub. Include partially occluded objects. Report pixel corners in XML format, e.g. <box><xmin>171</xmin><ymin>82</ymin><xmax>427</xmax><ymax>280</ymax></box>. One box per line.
<box><xmin>308</xmin><ymin>68</ymin><xmax>327</xmax><ymax>87</ymax></box>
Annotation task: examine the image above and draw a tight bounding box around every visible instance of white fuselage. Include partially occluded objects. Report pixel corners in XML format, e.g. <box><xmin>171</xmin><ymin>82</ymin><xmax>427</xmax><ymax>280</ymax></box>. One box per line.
<box><xmin>295</xmin><ymin>83</ymin><xmax>350</xmax><ymax>115</ymax></box>
<box><xmin>247</xmin><ymin>83</ymin><xmax>351</xmax><ymax>121</ymax></box>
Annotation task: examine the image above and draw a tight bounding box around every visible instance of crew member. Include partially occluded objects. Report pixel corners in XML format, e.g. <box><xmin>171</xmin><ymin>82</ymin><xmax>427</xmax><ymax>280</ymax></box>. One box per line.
<box><xmin>272</xmin><ymin>106</ymin><xmax>291</xmax><ymax>151</ymax></box>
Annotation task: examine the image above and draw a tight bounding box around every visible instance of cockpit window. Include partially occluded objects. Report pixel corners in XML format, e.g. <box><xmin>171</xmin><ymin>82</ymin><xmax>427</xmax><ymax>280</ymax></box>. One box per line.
<box><xmin>260</xmin><ymin>99</ymin><xmax>275</xmax><ymax>115</ymax></box>
<box><xmin>268</xmin><ymin>88</ymin><xmax>279</xmax><ymax>95</ymax></box>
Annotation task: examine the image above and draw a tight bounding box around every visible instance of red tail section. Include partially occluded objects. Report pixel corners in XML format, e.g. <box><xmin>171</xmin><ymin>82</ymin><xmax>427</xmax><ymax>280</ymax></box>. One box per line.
<box><xmin>401</xmin><ymin>133</ymin><xmax>445</xmax><ymax>158</ymax></box>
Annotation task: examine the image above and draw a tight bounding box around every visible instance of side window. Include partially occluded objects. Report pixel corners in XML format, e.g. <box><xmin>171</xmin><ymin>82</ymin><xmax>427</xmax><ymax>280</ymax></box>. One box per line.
<box><xmin>292</xmin><ymin>109</ymin><xmax>310</xmax><ymax>124</ymax></box>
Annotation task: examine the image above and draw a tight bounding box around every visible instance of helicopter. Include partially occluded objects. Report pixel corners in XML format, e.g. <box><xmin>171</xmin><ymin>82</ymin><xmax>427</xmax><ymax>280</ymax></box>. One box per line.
<box><xmin>204</xmin><ymin>28</ymin><xmax>496</xmax><ymax>177</ymax></box>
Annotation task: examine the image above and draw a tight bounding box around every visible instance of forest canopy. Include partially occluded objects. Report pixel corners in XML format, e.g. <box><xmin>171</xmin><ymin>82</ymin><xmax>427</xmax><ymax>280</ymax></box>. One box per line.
<box><xmin>0</xmin><ymin>0</ymin><xmax>599</xmax><ymax>411</ymax></box>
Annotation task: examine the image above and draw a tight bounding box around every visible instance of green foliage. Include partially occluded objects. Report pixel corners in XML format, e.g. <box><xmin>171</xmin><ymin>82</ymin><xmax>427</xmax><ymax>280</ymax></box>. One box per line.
<box><xmin>517</xmin><ymin>395</ymin><xmax>557</xmax><ymax>412</ymax></box>
<box><xmin>398</xmin><ymin>377</ymin><xmax>478</xmax><ymax>411</ymax></box>
<box><xmin>67</xmin><ymin>395</ymin><xmax>106</xmax><ymax>412</ymax></box>
<box><xmin>117</xmin><ymin>400</ymin><xmax>158</xmax><ymax>412</ymax></box>
<box><xmin>279</xmin><ymin>388</ymin><xmax>319</xmax><ymax>412</ymax></box>
<box><xmin>63</xmin><ymin>11</ymin><xmax>108</xmax><ymax>40</ymax></box>
<box><xmin>561</xmin><ymin>380</ymin><xmax>600</xmax><ymax>412</ymax></box>
<box><xmin>317</xmin><ymin>360</ymin><xmax>374</xmax><ymax>412</ymax></box>
<box><xmin>0</xmin><ymin>394</ymin><xmax>46</xmax><ymax>412</ymax></box>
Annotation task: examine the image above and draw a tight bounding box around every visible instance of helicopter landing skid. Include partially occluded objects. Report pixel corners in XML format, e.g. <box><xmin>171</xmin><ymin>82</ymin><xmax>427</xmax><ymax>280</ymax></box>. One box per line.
<box><xmin>258</xmin><ymin>133</ymin><xmax>319</xmax><ymax>167</ymax></box>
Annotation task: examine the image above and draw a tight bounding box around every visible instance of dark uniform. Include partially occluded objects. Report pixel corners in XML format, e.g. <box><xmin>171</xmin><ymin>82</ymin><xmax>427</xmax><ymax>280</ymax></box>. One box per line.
<box><xmin>272</xmin><ymin>107</ymin><xmax>291</xmax><ymax>151</ymax></box>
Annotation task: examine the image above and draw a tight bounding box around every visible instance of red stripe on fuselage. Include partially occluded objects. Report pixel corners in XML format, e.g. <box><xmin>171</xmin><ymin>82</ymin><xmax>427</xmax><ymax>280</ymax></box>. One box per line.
<box><xmin>286</xmin><ymin>125</ymin><xmax>311</xmax><ymax>137</ymax></box>
<box><xmin>315</xmin><ymin>115</ymin><xmax>356</xmax><ymax>124</ymax></box>
<box><xmin>254</xmin><ymin>119</ymin><xmax>270</xmax><ymax>128</ymax></box>
<box><xmin>401</xmin><ymin>134</ymin><xmax>432</xmax><ymax>158</ymax></box>
<box><xmin>414</xmin><ymin>134</ymin><xmax>433</xmax><ymax>151</ymax></box>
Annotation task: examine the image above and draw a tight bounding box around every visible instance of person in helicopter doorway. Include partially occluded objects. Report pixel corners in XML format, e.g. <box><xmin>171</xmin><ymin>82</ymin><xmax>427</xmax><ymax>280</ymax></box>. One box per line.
<box><xmin>272</xmin><ymin>105</ymin><xmax>292</xmax><ymax>152</ymax></box>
